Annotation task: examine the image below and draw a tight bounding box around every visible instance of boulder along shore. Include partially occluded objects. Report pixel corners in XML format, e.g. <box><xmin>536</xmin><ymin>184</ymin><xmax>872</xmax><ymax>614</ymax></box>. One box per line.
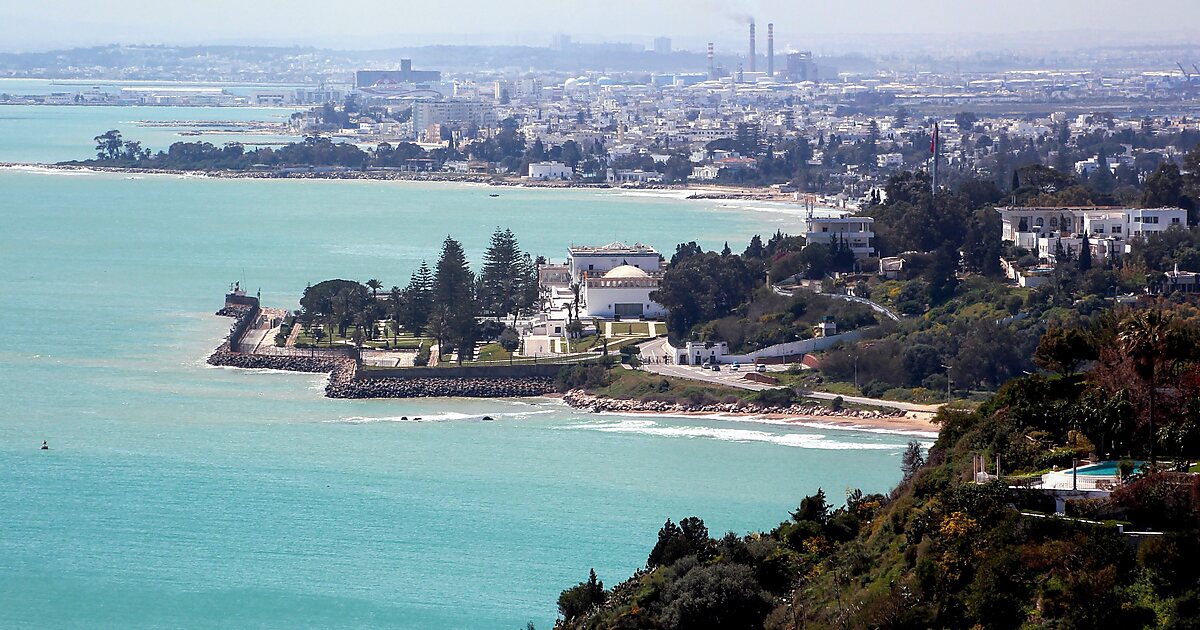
<box><xmin>561</xmin><ymin>390</ymin><xmax>907</xmax><ymax>420</ymax></box>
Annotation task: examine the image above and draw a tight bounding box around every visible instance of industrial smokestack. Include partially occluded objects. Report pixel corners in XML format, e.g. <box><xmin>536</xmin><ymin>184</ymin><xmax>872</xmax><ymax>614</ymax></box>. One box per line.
<box><xmin>707</xmin><ymin>42</ymin><xmax>714</xmax><ymax>79</ymax></box>
<box><xmin>748</xmin><ymin>22</ymin><xmax>756</xmax><ymax>74</ymax></box>
<box><xmin>767</xmin><ymin>23</ymin><xmax>774</xmax><ymax>77</ymax></box>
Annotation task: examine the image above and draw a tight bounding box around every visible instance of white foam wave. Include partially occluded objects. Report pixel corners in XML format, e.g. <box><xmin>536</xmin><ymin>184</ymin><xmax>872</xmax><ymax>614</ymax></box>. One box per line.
<box><xmin>1</xmin><ymin>164</ymin><xmax>95</xmax><ymax>176</ymax></box>
<box><xmin>564</xmin><ymin>418</ymin><xmax>910</xmax><ymax>450</ymax></box>
<box><xmin>612</xmin><ymin>190</ymin><xmax>693</xmax><ymax>200</ymax></box>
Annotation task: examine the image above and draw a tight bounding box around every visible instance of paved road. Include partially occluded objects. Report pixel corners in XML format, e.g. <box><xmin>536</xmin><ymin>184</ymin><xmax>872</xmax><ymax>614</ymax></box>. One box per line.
<box><xmin>794</xmin><ymin>390</ymin><xmax>941</xmax><ymax>414</ymax></box>
<box><xmin>636</xmin><ymin>338</ymin><xmax>941</xmax><ymax>414</ymax></box>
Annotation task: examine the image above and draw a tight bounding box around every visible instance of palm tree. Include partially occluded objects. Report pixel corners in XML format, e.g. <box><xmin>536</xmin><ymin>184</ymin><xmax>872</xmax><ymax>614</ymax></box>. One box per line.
<box><xmin>389</xmin><ymin>285</ymin><xmax>402</xmax><ymax>344</ymax></box>
<box><xmin>1118</xmin><ymin>309</ymin><xmax>1181</xmax><ymax>465</ymax></box>
<box><xmin>568</xmin><ymin>281</ymin><xmax>584</xmax><ymax>325</ymax></box>
<box><xmin>366</xmin><ymin>278</ymin><xmax>382</xmax><ymax>298</ymax></box>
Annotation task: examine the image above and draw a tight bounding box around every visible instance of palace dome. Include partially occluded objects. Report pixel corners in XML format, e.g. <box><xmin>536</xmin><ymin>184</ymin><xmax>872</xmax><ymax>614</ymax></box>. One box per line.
<box><xmin>603</xmin><ymin>265</ymin><xmax>649</xmax><ymax>279</ymax></box>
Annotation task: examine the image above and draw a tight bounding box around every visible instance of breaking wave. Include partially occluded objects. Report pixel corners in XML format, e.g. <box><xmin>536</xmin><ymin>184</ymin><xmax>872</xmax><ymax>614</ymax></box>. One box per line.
<box><xmin>562</xmin><ymin>418</ymin><xmax>920</xmax><ymax>450</ymax></box>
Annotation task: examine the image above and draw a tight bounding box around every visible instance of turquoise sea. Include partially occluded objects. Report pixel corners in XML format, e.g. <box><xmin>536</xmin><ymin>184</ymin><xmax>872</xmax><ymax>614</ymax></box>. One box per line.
<box><xmin>0</xmin><ymin>105</ymin><xmax>922</xmax><ymax>628</ymax></box>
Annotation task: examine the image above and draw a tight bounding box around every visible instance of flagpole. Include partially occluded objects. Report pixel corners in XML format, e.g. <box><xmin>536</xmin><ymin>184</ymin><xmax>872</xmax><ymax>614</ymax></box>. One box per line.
<box><xmin>931</xmin><ymin>122</ymin><xmax>939</xmax><ymax>197</ymax></box>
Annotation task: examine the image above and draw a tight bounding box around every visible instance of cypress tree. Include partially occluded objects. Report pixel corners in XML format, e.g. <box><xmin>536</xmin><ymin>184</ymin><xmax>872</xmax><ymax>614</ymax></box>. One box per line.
<box><xmin>1079</xmin><ymin>232</ymin><xmax>1092</xmax><ymax>271</ymax></box>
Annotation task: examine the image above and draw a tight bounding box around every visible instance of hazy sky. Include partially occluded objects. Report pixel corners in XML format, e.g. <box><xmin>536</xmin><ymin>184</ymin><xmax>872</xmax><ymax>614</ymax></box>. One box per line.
<box><xmin>2</xmin><ymin>0</ymin><xmax>1198</xmax><ymax>52</ymax></box>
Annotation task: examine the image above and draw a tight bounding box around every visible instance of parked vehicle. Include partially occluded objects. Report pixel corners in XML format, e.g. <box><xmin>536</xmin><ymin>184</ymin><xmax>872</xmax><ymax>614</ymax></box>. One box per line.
<box><xmin>711</xmin><ymin>364</ymin><xmax>721</xmax><ymax>372</ymax></box>
<box><xmin>731</xmin><ymin>362</ymin><xmax>740</xmax><ymax>371</ymax></box>
<box><xmin>755</xmin><ymin>364</ymin><xmax>767</xmax><ymax>373</ymax></box>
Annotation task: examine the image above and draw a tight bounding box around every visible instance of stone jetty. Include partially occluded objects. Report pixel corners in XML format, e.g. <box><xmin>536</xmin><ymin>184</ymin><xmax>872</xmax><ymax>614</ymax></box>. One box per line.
<box><xmin>327</xmin><ymin>377</ymin><xmax>557</xmax><ymax>399</ymax></box>
<box><xmin>207</xmin><ymin>304</ymin><xmax>558</xmax><ymax>399</ymax></box>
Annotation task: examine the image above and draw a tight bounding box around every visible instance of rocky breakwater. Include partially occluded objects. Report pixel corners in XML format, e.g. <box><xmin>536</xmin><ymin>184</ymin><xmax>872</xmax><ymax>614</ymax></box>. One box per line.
<box><xmin>562</xmin><ymin>390</ymin><xmax>906</xmax><ymax>419</ymax></box>
<box><xmin>207</xmin><ymin>303</ymin><xmax>559</xmax><ymax>399</ymax></box>
<box><xmin>207</xmin><ymin>345</ymin><xmax>356</xmax><ymax>384</ymax></box>
<box><xmin>207</xmin><ymin>303</ymin><xmax>358</xmax><ymax>392</ymax></box>
<box><xmin>327</xmin><ymin>376</ymin><xmax>557</xmax><ymax>399</ymax></box>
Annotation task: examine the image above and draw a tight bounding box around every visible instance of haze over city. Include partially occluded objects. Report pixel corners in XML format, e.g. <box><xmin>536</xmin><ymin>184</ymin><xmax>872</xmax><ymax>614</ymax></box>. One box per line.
<box><xmin>3</xmin><ymin>0</ymin><xmax>1200</xmax><ymax>51</ymax></box>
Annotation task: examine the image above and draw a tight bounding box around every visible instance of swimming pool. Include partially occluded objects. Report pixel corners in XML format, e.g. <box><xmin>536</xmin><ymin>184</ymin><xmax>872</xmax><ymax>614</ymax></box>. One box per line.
<box><xmin>1072</xmin><ymin>461</ymin><xmax>1145</xmax><ymax>476</ymax></box>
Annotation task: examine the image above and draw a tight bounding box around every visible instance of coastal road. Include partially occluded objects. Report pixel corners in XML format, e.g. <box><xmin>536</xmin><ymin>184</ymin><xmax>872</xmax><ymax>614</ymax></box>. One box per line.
<box><xmin>636</xmin><ymin>338</ymin><xmax>941</xmax><ymax>415</ymax></box>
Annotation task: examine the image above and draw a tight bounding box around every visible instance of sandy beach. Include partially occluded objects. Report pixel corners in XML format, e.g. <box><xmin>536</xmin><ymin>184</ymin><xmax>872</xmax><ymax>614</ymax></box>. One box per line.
<box><xmin>0</xmin><ymin>161</ymin><xmax>821</xmax><ymax>204</ymax></box>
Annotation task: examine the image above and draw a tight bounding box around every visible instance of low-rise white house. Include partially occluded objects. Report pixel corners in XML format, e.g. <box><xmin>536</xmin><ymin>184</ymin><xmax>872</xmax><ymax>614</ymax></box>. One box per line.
<box><xmin>876</xmin><ymin>152</ymin><xmax>904</xmax><ymax>168</ymax></box>
<box><xmin>527</xmin><ymin>161</ymin><xmax>573</xmax><ymax>180</ymax></box>
<box><xmin>666</xmin><ymin>341</ymin><xmax>730</xmax><ymax>366</ymax></box>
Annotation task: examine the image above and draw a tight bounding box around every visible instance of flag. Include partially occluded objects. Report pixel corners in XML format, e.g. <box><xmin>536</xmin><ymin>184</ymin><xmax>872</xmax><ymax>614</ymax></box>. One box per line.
<box><xmin>930</xmin><ymin>123</ymin><xmax>939</xmax><ymax>154</ymax></box>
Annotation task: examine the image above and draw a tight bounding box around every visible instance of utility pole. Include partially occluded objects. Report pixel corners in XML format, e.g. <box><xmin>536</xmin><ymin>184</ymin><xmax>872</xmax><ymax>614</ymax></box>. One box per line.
<box><xmin>941</xmin><ymin>363</ymin><xmax>952</xmax><ymax>401</ymax></box>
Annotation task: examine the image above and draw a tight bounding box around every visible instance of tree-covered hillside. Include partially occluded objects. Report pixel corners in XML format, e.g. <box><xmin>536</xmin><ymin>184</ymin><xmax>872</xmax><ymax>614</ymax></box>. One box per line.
<box><xmin>554</xmin><ymin>305</ymin><xmax>1200</xmax><ymax>629</ymax></box>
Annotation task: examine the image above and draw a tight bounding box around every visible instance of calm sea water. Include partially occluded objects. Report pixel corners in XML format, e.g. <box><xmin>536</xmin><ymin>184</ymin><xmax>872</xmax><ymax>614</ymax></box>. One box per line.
<box><xmin>0</xmin><ymin>105</ymin><xmax>917</xmax><ymax>629</ymax></box>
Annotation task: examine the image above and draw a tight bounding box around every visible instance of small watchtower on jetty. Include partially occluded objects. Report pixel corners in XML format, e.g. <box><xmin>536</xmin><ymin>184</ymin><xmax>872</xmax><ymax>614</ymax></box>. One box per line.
<box><xmin>224</xmin><ymin>281</ymin><xmax>259</xmax><ymax>309</ymax></box>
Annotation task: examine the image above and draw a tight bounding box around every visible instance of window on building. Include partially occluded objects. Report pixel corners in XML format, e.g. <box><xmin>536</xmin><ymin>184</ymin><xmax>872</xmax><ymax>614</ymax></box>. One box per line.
<box><xmin>1113</xmin><ymin>226</ymin><xmax>1121</xmax><ymax>233</ymax></box>
<box><xmin>1173</xmin><ymin>217</ymin><xmax>1181</xmax><ymax>223</ymax></box>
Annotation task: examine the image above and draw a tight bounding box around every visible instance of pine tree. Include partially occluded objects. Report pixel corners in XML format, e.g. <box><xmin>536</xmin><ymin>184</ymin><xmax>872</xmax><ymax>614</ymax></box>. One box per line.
<box><xmin>1079</xmin><ymin>232</ymin><xmax>1093</xmax><ymax>271</ymax></box>
<box><xmin>432</xmin><ymin>237</ymin><xmax>478</xmax><ymax>363</ymax></box>
<box><xmin>399</xmin><ymin>261</ymin><xmax>434</xmax><ymax>337</ymax></box>
<box><xmin>517</xmin><ymin>252</ymin><xmax>540</xmax><ymax>318</ymax></box>
<box><xmin>480</xmin><ymin>227</ymin><xmax>523</xmax><ymax>318</ymax></box>
<box><xmin>744</xmin><ymin>234</ymin><xmax>765</xmax><ymax>258</ymax></box>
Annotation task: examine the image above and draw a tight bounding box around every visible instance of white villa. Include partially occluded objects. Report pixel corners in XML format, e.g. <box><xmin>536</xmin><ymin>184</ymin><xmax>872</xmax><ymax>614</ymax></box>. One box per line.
<box><xmin>803</xmin><ymin>214</ymin><xmax>876</xmax><ymax>258</ymax></box>
<box><xmin>997</xmin><ymin>205</ymin><xmax>1188</xmax><ymax>263</ymax></box>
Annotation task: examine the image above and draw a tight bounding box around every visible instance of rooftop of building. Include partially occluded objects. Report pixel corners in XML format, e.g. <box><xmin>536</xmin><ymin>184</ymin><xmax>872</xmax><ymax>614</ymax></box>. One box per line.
<box><xmin>568</xmin><ymin>241</ymin><xmax>659</xmax><ymax>255</ymax></box>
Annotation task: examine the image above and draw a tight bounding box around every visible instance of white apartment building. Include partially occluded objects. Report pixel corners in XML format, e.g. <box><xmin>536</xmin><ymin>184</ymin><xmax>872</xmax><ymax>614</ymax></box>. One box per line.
<box><xmin>411</xmin><ymin>99</ymin><xmax>497</xmax><ymax>139</ymax></box>
<box><xmin>803</xmin><ymin>215</ymin><xmax>876</xmax><ymax>257</ymax></box>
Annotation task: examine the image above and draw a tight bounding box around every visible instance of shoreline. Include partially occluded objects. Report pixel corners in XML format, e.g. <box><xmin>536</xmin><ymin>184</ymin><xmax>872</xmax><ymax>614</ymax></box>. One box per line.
<box><xmin>561</xmin><ymin>390</ymin><xmax>938</xmax><ymax>436</ymax></box>
<box><xmin>590</xmin><ymin>408</ymin><xmax>939</xmax><ymax>438</ymax></box>
<box><xmin>0</xmin><ymin>161</ymin><xmax>824</xmax><ymax>204</ymax></box>
<box><xmin>206</xmin><ymin>307</ymin><xmax>936</xmax><ymax>436</ymax></box>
